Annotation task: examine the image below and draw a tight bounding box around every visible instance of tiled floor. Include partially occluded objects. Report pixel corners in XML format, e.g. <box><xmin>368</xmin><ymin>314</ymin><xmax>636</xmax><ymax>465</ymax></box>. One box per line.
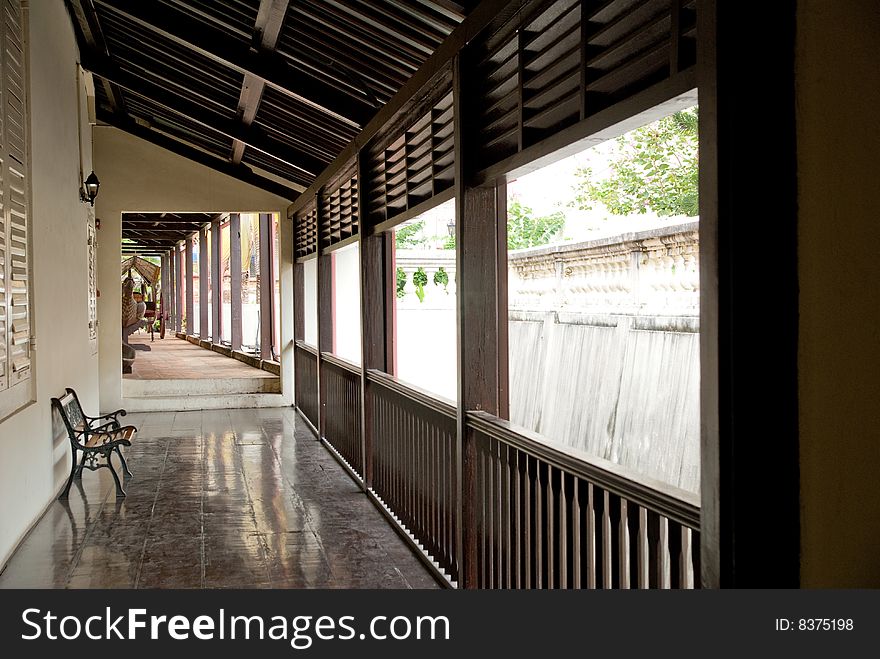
<box><xmin>124</xmin><ymin>334</ymin><xmax>277</xmax><ymax>381</ymax></box>
<box><xmin>0</xmin><ymin>407</ymin><xmax>438</xmax><ymax>589</ymax></box>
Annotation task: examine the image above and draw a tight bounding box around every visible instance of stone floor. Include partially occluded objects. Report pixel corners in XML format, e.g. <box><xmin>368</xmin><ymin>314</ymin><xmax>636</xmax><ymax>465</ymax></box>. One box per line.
<box><xmin>124</xmin><ymin>334</ymin><xmax>277</xmax><ymax>381</ymax></box>
<box><xmin>0</xmin><ymin>407</ymin><xmax>438</xmax><ymax>589</ymax></box>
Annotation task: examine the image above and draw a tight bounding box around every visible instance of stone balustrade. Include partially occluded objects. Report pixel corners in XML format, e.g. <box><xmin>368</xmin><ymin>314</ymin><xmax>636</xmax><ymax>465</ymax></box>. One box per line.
<box><xmin>508</xmin><ymin>222</ymin><xmax>699</xmax><ymax>316</ymax></box>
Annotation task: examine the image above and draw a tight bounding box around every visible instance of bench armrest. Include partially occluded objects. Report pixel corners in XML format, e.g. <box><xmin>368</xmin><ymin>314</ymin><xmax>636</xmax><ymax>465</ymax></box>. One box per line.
<box><xmin>79</xmin><ymin>425</ymin><xmax>137</xmax><ymax>448</ymax></box>
<box><xmin>85</xmin><ymin>408</ymin><xmax>127</xmax><ymax>423</ymax></box>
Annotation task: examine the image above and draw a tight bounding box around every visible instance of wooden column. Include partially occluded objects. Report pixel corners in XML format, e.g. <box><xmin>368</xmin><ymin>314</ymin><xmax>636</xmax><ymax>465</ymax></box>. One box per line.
<box><xmin>293</xmin><ymin>261</ymin><xmax>304</xmax><ymax>341</ymax></box>
<box><xmin>211</xmin><ymin>218</ymin><xmax>222</xmax><ymax>344</ymax></box>
<box><xmin>177</xmin><ymin>244</ymin><xmax>184</xmax><ymax>332</ymax></box>
<box><xmin>453</xmin><ymin>54</ymin><xmax>509</xmax><ymax>588</ymax></box>
<box><xmin>160</xmin><ymin>252</ymin><xmax>168</xmax><ymax>335</ymax></box>
<box><xmin>229</xmin><ymin>212</ymin><xmax>243</xmax><ymax>350</ymax></box>
<box><xmin>199</xmin><ymin>225</ymin><xmax>209</xmax><ymax>338</ymax></box>
<box><xmin>185</xmin><ymin>236</ymin><xmax>195</xmax><ymax>335</ymax></box>
<box><xmin>259</xmin><ymin>212</ymin><xmax>274</xmax><ymax>360</ymax></box>
<box><xmin>316</xmin><ymin>247</ymin><xmax>334</xmax><ymax>440</ymax></box>
<box><xmin>698</xmin><ymin>0</ymin><xmax>799</xmax><ymax>587</ymax></box>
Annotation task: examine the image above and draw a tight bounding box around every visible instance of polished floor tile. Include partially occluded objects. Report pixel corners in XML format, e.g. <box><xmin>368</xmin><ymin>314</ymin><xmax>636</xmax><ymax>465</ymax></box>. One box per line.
<box><xmin>0</xmin><ymin>408</ymin><xmax>439</xmax><ymax>589</ymax></box>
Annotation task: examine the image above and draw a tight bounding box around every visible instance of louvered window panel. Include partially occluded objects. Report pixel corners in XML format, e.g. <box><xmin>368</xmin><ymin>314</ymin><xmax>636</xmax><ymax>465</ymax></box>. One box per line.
<box><xmin>363</xmin><ymin>70</ymin><xmax>454</xmax><ymax>229</ymax></box>
<box><xmin>472</xmin><ymin>0</ymin><xmax>697</xmax><ymax>172</ymax></box>
<box><xmin>295</xmin><ymin>203</ymin><xmax>318</xmax><ymax>259</ymax></box>
<box><xmin>320</xmin><ymin>163</ymin><xmax>358</xmax><ymax>249</ymax></box>
<box><xmin>1</xmin><ymin>0</ymin><xmax>29</xmax><ymax>391</ymax></box>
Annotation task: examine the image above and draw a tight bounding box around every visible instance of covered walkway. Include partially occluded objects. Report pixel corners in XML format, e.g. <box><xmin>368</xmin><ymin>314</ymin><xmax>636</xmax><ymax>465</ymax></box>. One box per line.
<box><xmin>0</xmin><ymin>408</ymin><xmax>436</xmax><ymax>589</ymax></box>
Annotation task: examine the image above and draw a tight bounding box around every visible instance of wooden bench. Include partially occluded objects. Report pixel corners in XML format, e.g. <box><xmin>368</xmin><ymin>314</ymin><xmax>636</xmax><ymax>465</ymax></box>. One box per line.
<box><xmin>52</xmin><ymin>388</ymin><xmax>138</xmax><ymax>499</ymax></box>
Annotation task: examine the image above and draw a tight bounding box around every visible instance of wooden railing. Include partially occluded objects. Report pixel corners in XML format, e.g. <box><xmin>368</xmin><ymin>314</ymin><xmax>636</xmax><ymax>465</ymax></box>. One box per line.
<box><xmin>320</xmin><ymin>353</ymin><xmax>362</xmax><ymax>477</ymax></box>
<box><xmin>303</xmin><ymin>365</ymin><xmax>701</xmax><ymax>588</ymax></box>
<box><xmin>466</xmin><ymin>412</ymin><xmax>700</xmax><ymax>589</ymax></box>
<box><xmin>367</xmin><ymin>370</ymin><xmax>459</xmax><ymax>583</ymax></box>
<box><xmin>294</xmin><ymin>341</ymin><xmax>319</xmax><ymax>431</ymax></box>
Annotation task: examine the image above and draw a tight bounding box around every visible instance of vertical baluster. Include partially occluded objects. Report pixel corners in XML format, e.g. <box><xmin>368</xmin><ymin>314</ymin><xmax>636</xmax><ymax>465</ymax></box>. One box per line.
<box><xmin>535</xmin><ymin>458</ymin><xmax>543</xmax><ymax>588</ymax></box>
<box><xmin>625</xmin><ymin>501</ymin><xmax>641</xmax><ymax>589</ymax></box>
<box><xmin>587</xmin><ymin>484</ymin><xmax>603</xmax><ymax>589</ymax></box>
<box><xmin>487</xmin><ymin>437</ymin><xmax>495</xmax><ymax>588</ymax></box>
<box><xmin>546</xmin><ymin>464</ymin><xmax>555</xmax><ymax>589</ymax></box>
<box><xmin>668</xmin><ymin>520</ymin><xmax>684</xmax><ymax>589</ymax></box>
<box><xmin>611</xmin><ymin>494</ymin><xmax>624</xmax><ymax>588</ymax></box>
<box><xmin>603</xmin><ymin>491</ymin><xmax>617</xmax><ymax>588</ymax></box>
<box><xmin>645</xmin><ymin>510</ymin><xmax>663</xmax><ymax>588</ymax></box>
<box><xmin>691</xmin><ymin>529</ymin><xmax>701</xmax><ymax>589</ymax></box>
<box><xmin>559</xmin><ymin>472</ymin><xmax>569</xmax><ymax>589</ymax></box>
<box><xmin>572</xmin><ymin>477</ymin><xmax>583</xmax><ymax>589</ymax></box>
<box><xmin>524</xmin><ymin>454</ymin><xmax>532</xmax><ymax>589</ymax></box>
<box><xmin>513</xmin><ymin>448</ymin><xmax>522</xmax><ymax>589</ymax></box>
<box><xmin>501</xmin><ymin>442</ymin><xmax>511</xmax><ymax>589</ymax></box>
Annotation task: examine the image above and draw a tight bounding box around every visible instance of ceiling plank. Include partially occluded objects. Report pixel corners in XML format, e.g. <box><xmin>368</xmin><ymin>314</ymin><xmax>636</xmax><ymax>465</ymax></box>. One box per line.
<box><xmin>98</xmin><ymin>109</ymin><xmax>299</xmax><ymax>200</ymax></box>
<box><xmin>83</xmin><ymin>54</ymin><xmax>326</xmax><ymax>176</ymax></box>
<box><xmin>65</xmin><ymin>0</ymin><xmax>126</xmax><ymax>115</ymax></box>
<box><xmin>94</xmin><ymin>0</ymin><xmax>376</xmax><ymax>127</ymax></box>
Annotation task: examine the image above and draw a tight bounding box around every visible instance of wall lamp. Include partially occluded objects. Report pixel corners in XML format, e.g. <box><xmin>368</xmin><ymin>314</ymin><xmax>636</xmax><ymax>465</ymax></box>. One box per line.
<box><xmin>80</xmin><ymin>171</ymin><xmax>100</xmax><ymax>206</ymax></box>
<box><xmin>446</xmin><ymin>218</ymin><xmax>455</xmax><ymax>237</ymax></box>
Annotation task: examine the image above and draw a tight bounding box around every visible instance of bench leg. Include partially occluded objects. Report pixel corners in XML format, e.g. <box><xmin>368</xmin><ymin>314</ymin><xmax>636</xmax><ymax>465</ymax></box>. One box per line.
<box><xmin>74</xmin><ymin>451</ymin><xmax>87</xmax><ymax>480</ymax></box>
<box><xmin>59</xmin><ymin>451</ymin><xmax>80</xmax><ymax>500</ymax></box>
<box><xmin>115</xmin><ymin>446</ymin><xmax>133</xmax><ymax>478</ymax></box>
<box><xmin>107</xmin><ymin>453</ymin><xmax>126</xmax><ymax>498</ymax></box>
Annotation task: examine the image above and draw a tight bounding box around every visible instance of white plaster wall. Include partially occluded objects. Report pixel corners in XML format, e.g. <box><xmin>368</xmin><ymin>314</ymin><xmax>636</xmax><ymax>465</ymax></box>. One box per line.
<box><xmin>332</xmin><ymin>242</ymin><xmax>361</xmax><ymax>364</ymax></box>
<box><xmin>93</xmin><ymin>127</ymin><xmax>292</xmax><ymax>412</ymax></box>
<box><xmin>303</xmin><ymin>258</ymin><xmax>317</xmax><ymax>346</ymax></box>
<box><xmin>0</xmin><ymin>2</ymin><xmax>100</xmax><ymax>567</ymax></box>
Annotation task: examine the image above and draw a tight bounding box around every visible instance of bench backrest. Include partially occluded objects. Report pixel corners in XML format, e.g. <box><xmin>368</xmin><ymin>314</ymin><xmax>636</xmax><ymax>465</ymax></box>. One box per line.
<box><xmin>51</xmin><ymin>392</ymin><xmax>85</xmax><ymax>442</ymax></box>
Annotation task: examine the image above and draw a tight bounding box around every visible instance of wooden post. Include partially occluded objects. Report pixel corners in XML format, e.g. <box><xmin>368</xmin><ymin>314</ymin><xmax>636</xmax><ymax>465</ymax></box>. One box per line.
<box><xmin>199</xmin><ymin>225</ymin><xmax>209</xmax><ymax>338</ymax></box>
<box><xmin>453</xmin><ymin>54</ymin><xmax>508</xmax><ymax>588</ymax></box>
<box><xmin>211</xmin><ymin>217</ymin><xmax>222</xmax><ymax>344</ymax></box>
<box><xmin>259</xmin><ymin>212</ymin><xmax>274</xmax><ymax>360</ymax></box>
<box><xmin>698</xmin><ymin>0</ymin><xmax>799</xmax><ymax>587</ymax></box>
<box><xmin>185</xmin><ymin>236</ymin><xmax>195</xmax><ymax>335</ymax></box>
<box><xmin>316</xmin><ymin>246</ymin><xmax>334</xmax><ymax>440</ymax></box>
<box><xmin>229</xmin><ymin>212</ymin><xmax>243</xmax><ymax>350</ymax></box>
<box><xmin>359</xmin><ymin>187</ymin><xmax>394</xmax><ymax>487</ymax></box>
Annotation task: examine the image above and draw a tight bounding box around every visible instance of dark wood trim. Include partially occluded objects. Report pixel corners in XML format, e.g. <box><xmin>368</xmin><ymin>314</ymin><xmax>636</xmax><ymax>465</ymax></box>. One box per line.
<box><xmin>229</xmin><ymin>213</ymin><xmax>243</xmax><ymax>350</ymax></box>
<box><xmin>198</xmin><ymin>225</ymin><xmax>209</xmax><ymax>338</ymax></box>
<box><xmin>698</xmin><ymin>0</ymin><xmax>799</xmax><ymax>587</ymax></box>
<box><xmin>184</xmin><ymin>236</ymin><xmax>194</xmax><ymax>334</ymax></box>
<box><xmin>370</xmin><ymin>186</ymin><xmax>456</xmax><ymax>236</ymax></box>
<box><xmin>210</xmin><ymin>219</ymin><xmax>222</xmax><ymax>344</ymax></box>
<box><xmin>293</xmin><ymin>262</ymin><xmax>304</xmax><ymax>341</ymax></box>
<box><xmin>259</xmin><ymin>212</ymin><xmax>274</xmax><ymax>359</ymax></box>
<box><xmin>316</xmin><ymin>244</ymin><xmax>334</xmax><ymax>440</ymax></box>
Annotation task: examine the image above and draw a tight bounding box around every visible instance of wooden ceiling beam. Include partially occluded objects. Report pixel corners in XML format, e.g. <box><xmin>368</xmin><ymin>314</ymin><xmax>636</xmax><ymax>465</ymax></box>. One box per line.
<box><xmin>94</xmin><ymin>0</ymin><xmax>376</xmax><ymax>127</ymax></box>
<box><xmin>83</xmin><ymin>54</ymin><xmax>325</xmax><ymax>177</ymax></box>
<box><xmin>231</xmin><ymin>0</ymin><xmax>290</xmax><ymax>165</ymax></box>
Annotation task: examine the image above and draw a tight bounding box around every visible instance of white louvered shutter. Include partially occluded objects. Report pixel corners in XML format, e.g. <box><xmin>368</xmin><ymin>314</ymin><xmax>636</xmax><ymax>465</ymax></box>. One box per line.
<box><xmin>1</xmin><ymin>0</ymin><xmax>29</xmax><ymax>389</ymax></box>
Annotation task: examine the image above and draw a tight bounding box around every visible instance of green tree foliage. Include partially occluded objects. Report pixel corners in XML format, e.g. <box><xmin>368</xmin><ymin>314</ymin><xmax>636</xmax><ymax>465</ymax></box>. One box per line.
<box><xmin>395</xmin><ymin>220</ymin><xmax>427</xmax><ymax>248</ymax></box>
<box><xmin>433</xmin><ymin>266</ymin><xmax>449</xmax><ymax>292</ymax></box>
<box><xmin>506</xmin><ymin>200</ymin><xmax>565</xmax><ymax>250</ymax></box>
<box><xmin>572</xmin><ymin>107</ymin><xmax>699</xmax><ymax>217</ymax></box>
<box><xmin>412</xmin><ymin>267</ymin><xmax>428</xmax><ymax>303</ymax></box>
<box><xmin>396</xmin><ymin>267</ymin><xmax>407</xmax><ymax>298</ymax></box>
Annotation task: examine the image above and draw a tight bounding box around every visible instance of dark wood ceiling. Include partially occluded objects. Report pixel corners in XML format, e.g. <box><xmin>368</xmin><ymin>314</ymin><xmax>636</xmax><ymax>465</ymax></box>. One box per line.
<box><xmin>122</xmin><ymin>212</ymin><xmax>217</xmax><ymax>252</ymax></box>
<box><xmin>66</xmin><ymin>0</ymin><xmax>476</xmax><ymax>203</ymax></box>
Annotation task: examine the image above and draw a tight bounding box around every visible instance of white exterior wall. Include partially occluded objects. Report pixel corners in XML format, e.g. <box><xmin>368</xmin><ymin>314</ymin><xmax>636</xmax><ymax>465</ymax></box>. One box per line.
<box><xmin>0</xmin><ymin>2</ymin><xmax>100</xmax><ymax>567</ymax></box>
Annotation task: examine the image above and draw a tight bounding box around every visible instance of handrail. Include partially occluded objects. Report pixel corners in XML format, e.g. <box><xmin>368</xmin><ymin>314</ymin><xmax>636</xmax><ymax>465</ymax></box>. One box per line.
<box><xmin>294</xmin><ymin>340</ymin><xmax>318</xmax><ymax>357</ymax></box>
<box><xmin>320</xmin><ymin>351</ymin><xmax>361</xmax><ymax>375</ymax></box>
<box><xmin>366</xmin><ymin>369</ymin><xmax>457</xmax><ymax>419</ymax></box>
<box><xmin>467</xmin><ymin>410</ymin><xmax>701</xmax><ymax>530</ymax></box>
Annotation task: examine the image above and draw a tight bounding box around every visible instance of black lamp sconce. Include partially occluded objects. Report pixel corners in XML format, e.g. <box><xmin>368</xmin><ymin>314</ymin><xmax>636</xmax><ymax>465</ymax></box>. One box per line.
<box><xmin>80</xmin><ymin>170</ymin><xmax>100</xmax><ymax>206</ymax></box>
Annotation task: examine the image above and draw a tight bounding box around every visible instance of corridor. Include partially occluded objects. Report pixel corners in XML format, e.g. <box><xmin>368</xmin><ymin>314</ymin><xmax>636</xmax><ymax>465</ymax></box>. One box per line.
<box><xmin>0</xmin><ymin>408</ymin><xmax>437</xmax><ymax>589</ymax></box>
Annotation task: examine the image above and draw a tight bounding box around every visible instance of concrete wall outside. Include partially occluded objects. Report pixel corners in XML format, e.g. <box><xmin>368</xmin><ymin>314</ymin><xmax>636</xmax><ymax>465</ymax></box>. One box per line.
<box><xmin>93</xmin><ymin>127</ymin><xmax>293</xmax><ymax>412</ymax></box>
<box><xmin>0</xmin><ymin>2</ymin><xmax>100</xmax><ymax>567</ymax></box>
<box><xmin>797</xmin><ymin>0</ymin><xmax>880</xmax><ymax>586</ymax></box>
